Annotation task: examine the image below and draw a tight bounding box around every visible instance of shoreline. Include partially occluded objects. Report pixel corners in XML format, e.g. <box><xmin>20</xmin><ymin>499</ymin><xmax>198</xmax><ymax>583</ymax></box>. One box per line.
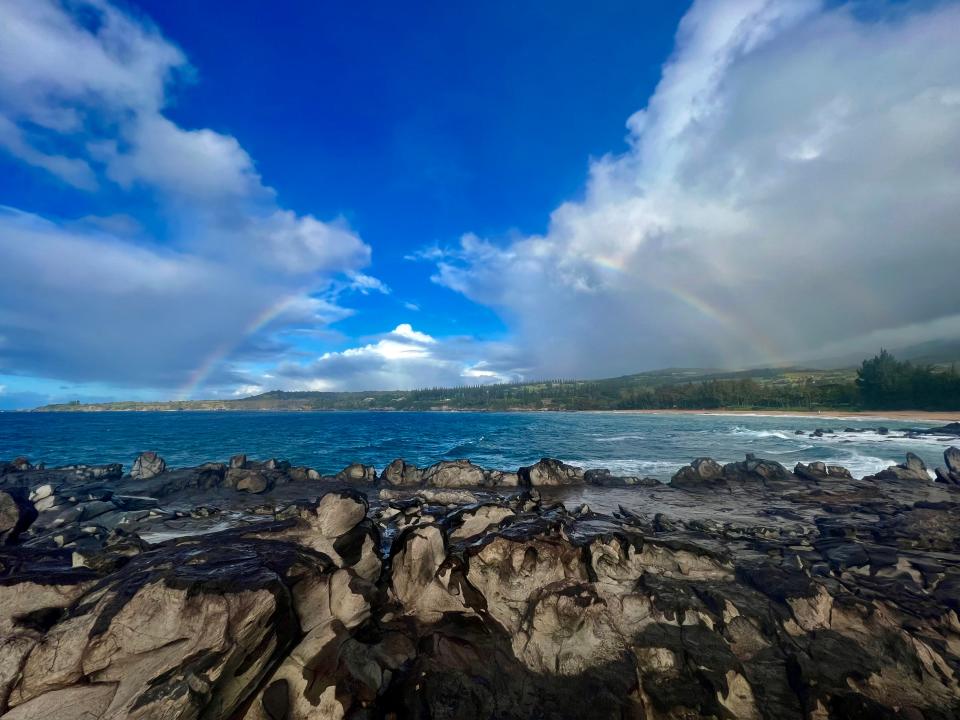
<box><xmin>20</xmin><ymin>406</ymin><xmax>960</xmax><ymax>423</ymax></box>
<box><xmin>587</xmin><ymin>408</ymin><xmax>960</xmax><ymax>423</ymax></box>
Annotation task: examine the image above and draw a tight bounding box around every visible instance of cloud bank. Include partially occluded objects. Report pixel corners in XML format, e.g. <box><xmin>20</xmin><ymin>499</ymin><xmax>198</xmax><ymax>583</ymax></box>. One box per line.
<box><xmin>429</xmin><ymin>0</ymin><xmax>960</xmax><ymax>376</ymax></box>
<box><xmin>3</xmin><ymin>0</ymin><xmax>960</xmax><ymax>405</ymax></box>
<box><xmin>237</xmin><ymin>324</ymin><xmax>525</xmax><ymax>394</ymax></box>
<box><xmin>0</xmin><ymin>0</ymin><xmax>372</xmax><ymax>395</ymax></box>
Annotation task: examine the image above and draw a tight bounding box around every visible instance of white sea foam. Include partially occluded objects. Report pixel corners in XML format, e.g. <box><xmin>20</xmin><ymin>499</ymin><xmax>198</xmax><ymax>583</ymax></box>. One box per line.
<box><xmin>565</xmin><ymin>458</ymin><xmax>681</xmax><ymax>477</ymax></box>
<box><xmin>810</xmin><ymin>431</ymin><xmax>955</xmax><ymax>448</ymax></box>
<box><xmin>591</xmin><ymin>433</ymin><xmax>647</xmax><ymax>442</ymax></box>
<box><xmin>728</xmin><ymin>426</ymin><xmax>793</xmax><ymax>440</ymax></box>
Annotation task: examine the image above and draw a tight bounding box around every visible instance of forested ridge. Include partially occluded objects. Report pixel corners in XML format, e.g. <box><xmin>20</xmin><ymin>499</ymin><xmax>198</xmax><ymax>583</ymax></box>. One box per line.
<box><xmin>33</xmin><ymin>351</ymin><xmax>960</xmax><ymax>412</ymax></box>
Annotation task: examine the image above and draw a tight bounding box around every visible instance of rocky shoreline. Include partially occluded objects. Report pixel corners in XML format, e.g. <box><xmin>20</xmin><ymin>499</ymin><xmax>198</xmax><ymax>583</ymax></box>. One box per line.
<box><xmin>2</xmin><ymin>448</ymin><xmax>960</xmax><ymax>719</ymax></box>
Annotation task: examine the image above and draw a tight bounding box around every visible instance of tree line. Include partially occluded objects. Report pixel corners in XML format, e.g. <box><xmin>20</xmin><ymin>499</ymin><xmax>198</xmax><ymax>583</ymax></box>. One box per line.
<box><xmin>379</xmin><ymin>351</ymin><xmax>959</xmax><ymax>411</ymax></box>
<box><xmin>38</xmin><ymin>350</ymin><xmax>960</xmax><ymax>412</ymax></box>
<box><xmin>855</xmin><ymin>349</ymin><xmax>960</xmax><ymax>410</ymax></box>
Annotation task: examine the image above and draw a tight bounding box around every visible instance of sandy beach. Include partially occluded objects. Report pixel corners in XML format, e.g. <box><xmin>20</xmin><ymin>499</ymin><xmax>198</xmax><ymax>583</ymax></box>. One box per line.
<box><xmin>593</xmin><ymin>409</ymin><xmax>960</xmax><ymax>423</ymax></box>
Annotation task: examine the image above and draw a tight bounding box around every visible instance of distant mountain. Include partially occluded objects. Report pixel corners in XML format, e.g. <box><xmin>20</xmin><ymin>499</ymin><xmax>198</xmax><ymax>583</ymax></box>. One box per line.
<box><xmin>804</xmin><ymin>337</ymin><xmax>960</xmax><ymax>371</ymax></box>
<box><xmin>33</xmin><ymin>346</ymin><xmax>960</xmax><ymax>413</ymax></box>
<box><xmin>34</xmin><ymin>364</ymin><xmax>862</xmax><ymax>413</ymax></box>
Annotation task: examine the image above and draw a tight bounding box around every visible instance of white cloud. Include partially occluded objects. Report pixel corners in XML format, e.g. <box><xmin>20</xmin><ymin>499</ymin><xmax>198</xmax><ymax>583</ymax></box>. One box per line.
<box><xmin>262</xmin><ymin>324</ymin><xmax>524</xmax><ymax>391</ymax></box>
<box><xmin>96</xmin><ymin>115</ymin><xmax>264</xmax><ymax>200</ymax></box>
<box><xmin>0</xmin><ymin>115</ymin><xmax>97</xmax><ymax>189</ymax></box>
<box><xmin>347</xmin><ymin>273</ymin><xmax>391</xmax><ymax>295</ymax></box>
<box><xmin>391</xmin><ymin>323</ymin><xmax>436</xmax><ymax>344</ymax></box>
<box><xmin>429</xmin><ymin>0</ymin><xmax>960</xmax><ymax>376</ymax></box>
<box><xmin>0</xmin><ymin>0</ymin><xmax>381</xmax><ymax>393</ymax></box>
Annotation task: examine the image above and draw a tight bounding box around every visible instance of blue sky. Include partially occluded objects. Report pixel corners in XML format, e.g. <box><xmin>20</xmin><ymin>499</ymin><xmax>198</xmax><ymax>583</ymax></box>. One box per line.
<box><xmin>1</xmin><ymin>0</ymin><xmax>960</xmax><ymax>408</ymax></box>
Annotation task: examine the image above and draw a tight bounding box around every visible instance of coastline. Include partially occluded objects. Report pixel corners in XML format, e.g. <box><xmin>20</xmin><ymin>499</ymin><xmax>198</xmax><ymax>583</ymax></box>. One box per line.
<box><xmin>587</xmin><ymin>408</ymin><xmax>960</xmax><ymax>423</ymax></box>
<box><xmin>23</xmin><ymin>406</ymin><xmax>960</xmax><ymax>423</ymax></box>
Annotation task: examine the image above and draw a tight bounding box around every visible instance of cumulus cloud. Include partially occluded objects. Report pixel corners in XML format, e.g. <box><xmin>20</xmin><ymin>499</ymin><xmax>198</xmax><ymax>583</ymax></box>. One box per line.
<box><xmin>428</xmin><ymin>0</ymin><xmax>960</xmax><ymax>376</ymax></box>
<box><xmin>260</xmin><ymin>324</ymin><xmax>525</xmax><ymax>391</ymax></box>
<box><xmin>0</xmin><ymin>0</ymin><xmax>376</xmax><ymax>395</ymax></box>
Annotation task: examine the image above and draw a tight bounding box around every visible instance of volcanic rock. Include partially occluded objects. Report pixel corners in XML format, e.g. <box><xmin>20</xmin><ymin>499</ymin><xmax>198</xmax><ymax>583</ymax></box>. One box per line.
<box><xmin>584</xmin><ymin>468</ymin><xmax>659</xmax><ymax>487</ymax></box>
<box><xmin>946</xmin><ymin>446</ymin><xmax>960</xmax><ymax>474</ymax></box>
<box><xmin>335</xmin><ymin>462</ymin><xmax>378</xmax><ymax>484</ymax></box>
<box><xmin>3</xmin><ymin>452</ymin><xmax>960</xmax><ymax>719</ymax></box>
<box><xmin>0</xmin><ymin>489</ymin><xmax>37</xmax><ymax>544</ymax></box>
<box><xmin>868</xmin><ymin>452</ymin><xmax>930</xmax><ymax>481</ymax></box>
<box><xmin>519</xmin><ymin>457</ymin><xmax>584</xmax><ymax>486</ymax></box>
<box><xmin>129</xmin><ymin>451</ymin><xmax>165</xmax><ymax>480</ymax></box>
<box><xmin>670</xmin><ymin>457</ymin><xmax>724</xmax><ymax>488</ymax></box>
<box><xmin>381</xmin><ymin>458</ymin><xmax>424</xmax><ymax>486</ymax></box>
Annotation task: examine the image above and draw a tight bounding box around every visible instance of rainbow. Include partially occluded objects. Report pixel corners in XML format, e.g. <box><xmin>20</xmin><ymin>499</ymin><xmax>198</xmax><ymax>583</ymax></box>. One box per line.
<box><xmin>177</xmin><ymin>294</ymin><xmax>305</xmax><ymax>400</ymax></box>
<box><xmin>178</xmin><ymin>253</ymin><xmax>788</xmax><ymax>399</ymax></box>
<box><xmin>590</xmin><ymin>251</ymin><xmax>788</xmax><ymax>369</ymax></box>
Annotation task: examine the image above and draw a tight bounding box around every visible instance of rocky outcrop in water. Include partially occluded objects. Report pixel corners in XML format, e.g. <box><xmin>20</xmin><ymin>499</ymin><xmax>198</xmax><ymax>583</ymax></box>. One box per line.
<box><xmin>1</xmin><ymin>448</ymin><xmax>960</xmax><ymax>718</ymax></box>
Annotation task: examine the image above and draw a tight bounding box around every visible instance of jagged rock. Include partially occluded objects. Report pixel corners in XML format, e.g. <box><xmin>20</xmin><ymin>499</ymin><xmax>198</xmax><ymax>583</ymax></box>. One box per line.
<box><xmin>380</xmin><ymin>487</ymin><xmax>480</xmax><ymax>505</ymax></box>
<box><xmin>129</xmin><ymin>451</ymin><xmax>165</xmax><ymax>480</ymax></box>
<box><xmin>127</xmin><ymin>462</ymin><xmax>225</xmax><ymax>497</ymax></box>
<box><xmin>447</xmin><ymin>503</ymin><xmax>515</xmax><ymax>542</ymax></box>
<box><xmin>28</xmin><ymin>484</ymin><xmax>54</xmax><ymax>503</ymax></box>
<box><xmin>670</xmin><ymin>457</ymin><xmax>723</xmax><ymax>488</ymax></box>
<box><xmin>111</xmin><ymin>495</ymin><xmax>158</xmax><ymax>511</ymax></box>
<box><xmin>417</xmin><ymin>459</ymin><xmax>520</xmax><ymax>488</ymax></box>
<box><xmin>335</xmin><ymin>462</ymin><xmax>378</xmax><ymax>483</ymax></box>
<box><xmin>584</xmin><ymin>468</ymin><xmax>658</xmax><ymax>487</ymax></box>
<box><xmin>795</xmin><ymin>461</ymin><xmax>829</xmax><ymax>481</ymax></box>
<box><xmin>421</xmin><ymin>459</ymin><xmax>487</xmax><ymax>487</ymax></box>
<box><xmin>229</xmin><ymin>453</ymin><xmax>247</xmax><ymax>469</ymax></box>
<box><xmin>794</xmin><ymin>461</ymin><xmax>851</xmax><ymax>481</ymax></box>
<box><xmin>518</xmin><ymin>458</ymin><xmax>584</xmax><ymax>486</ymax></box>
<box><xmin>55</xmin><ymin>464</ymin><xmax>123</xmax><ymax>481</ymax></box>
<box><xmin>0</xmin><ymin>489</ymin><xmax>37</xmax><ymax>544</ymax></box>
<box><xmin>10</xmin><ymin>457</ymin><xmax>32</xmax><ymax>472</ymax></box>
<box><xmin>381</xmin><ymin>458</ymin><xmax>424</xmax><ymax>486</ymax></box>
<box><xmin>71</xmin><ymin>529</ymin><xmax>148</xmax><ymax>572</ymax></box>
<box><xmin>1</xmin><ymin>530</ymin><xmax>339</xmax><ymax>719</ymax></box>
<box><xmin>935</xmin><ymin>467</ymin><xmax>957</xmax><ymax>485</ymax></box>
<box><xmin>869</xmin><ymin>452</ymin><xmax>930</xmax><ymax>482</ymax></box>
<box><xmin>235</xmin><ymin>470</ymin><xmax>269</xmax><ymax>493</ymax></box>
<box><xmin>76</xmin><ymin>500</ymin><xmax>116</xmax><ymax>521</ymax></box>
<box><xmin>946</xmin><ymin>446</ymin><xmax>960</xmax><ymax>475</ymax></box>
<box><xmin>4</xmin><ymin>452</ymin><xmax>960</xmax><ymax>719</ymax></box>
<box><xmin>827</xmin><ymin>464</ymin><xmax>853</xmax><ymax>478</ymax></box>
<box><xmin>224</xmin><ymin>467</ymin><xmax>267</xmax><ymax>493</ymax></box>
<box><xmin>262</xmin><ymin>458</ymin><xmax>290</xmax><ymax>471</ymax></box>
<box><xmin>924</xmin><ymin>422</ymin><xmax>960</xmax><ymax>436</ymax></box>
<box><xmin>723</xmin><ymin>454</ymin><xmax>792</xmax><ymax>484</ymax></box>
<box><xmin>255</xmin><ymin>490</ymin><xmax>381</xmax><ymax>582</ymax></box>
<box><xmin>488</xmin><ymin>468</ymin><xmax>521</xmax><ymax>486</ymax></box>
<box><xmin>286</xmin><ymin>466</ymin><xmax>321</xmax><ymax>482</ymax></box>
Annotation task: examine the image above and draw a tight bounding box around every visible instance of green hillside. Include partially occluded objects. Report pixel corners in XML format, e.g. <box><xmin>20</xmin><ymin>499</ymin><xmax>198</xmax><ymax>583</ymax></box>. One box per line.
<box><xmin>33</xmin><ymin>351</ymin><xmax>960</xmax><ymax>413</ymax></box>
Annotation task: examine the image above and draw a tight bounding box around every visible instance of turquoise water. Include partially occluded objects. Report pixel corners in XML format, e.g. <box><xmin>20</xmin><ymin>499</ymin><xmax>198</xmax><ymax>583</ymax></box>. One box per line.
<box><xmin>1</xmin><ymin>411</ymin><xmax>956</xmax><ymax>480</ymax></box>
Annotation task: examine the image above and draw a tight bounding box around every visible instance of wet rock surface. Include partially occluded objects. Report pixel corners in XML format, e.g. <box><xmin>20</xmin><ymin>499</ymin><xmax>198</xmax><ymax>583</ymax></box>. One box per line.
<box><xmin>1</xmin><ymin>448</ymin><xmax>959</xmax><ymax>718</ymax></box>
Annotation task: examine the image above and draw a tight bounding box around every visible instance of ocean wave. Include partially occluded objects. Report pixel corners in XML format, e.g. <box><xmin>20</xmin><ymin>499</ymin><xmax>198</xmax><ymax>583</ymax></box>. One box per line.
<box><xmin>591</xmin><ymin>433</ymin><xmax>647</xmax><ymax>443</ymax></box>
<box><xmin>564</xmin><ymin>458</ymin><xmax>681</xmax><ymax>477</ymax></box>
<box><xmin>728</xmin><ymin>426</ymin><xmax>793</xmax><ymax>440</ymax></box>
<box><xmin>809</xmin><ymin>431</ymin><xmax>955</xmax><ymax>447</ymax></box>
<box><xmin>815</xmin><ymin>453</ymin><xmax>913</xmax><ymax>480</ymax></box>
<box><xmin>442</xmin><ymin>436</ymin><xmax>487</xmax><ymax>457</ymax></box>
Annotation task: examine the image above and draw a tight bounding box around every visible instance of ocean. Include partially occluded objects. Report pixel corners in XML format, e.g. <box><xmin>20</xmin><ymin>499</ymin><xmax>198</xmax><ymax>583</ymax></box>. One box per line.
<box><xmin>1</xmin><ymin>410</ymin><xmax>955</xmax><ymax>481</ymax></box>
